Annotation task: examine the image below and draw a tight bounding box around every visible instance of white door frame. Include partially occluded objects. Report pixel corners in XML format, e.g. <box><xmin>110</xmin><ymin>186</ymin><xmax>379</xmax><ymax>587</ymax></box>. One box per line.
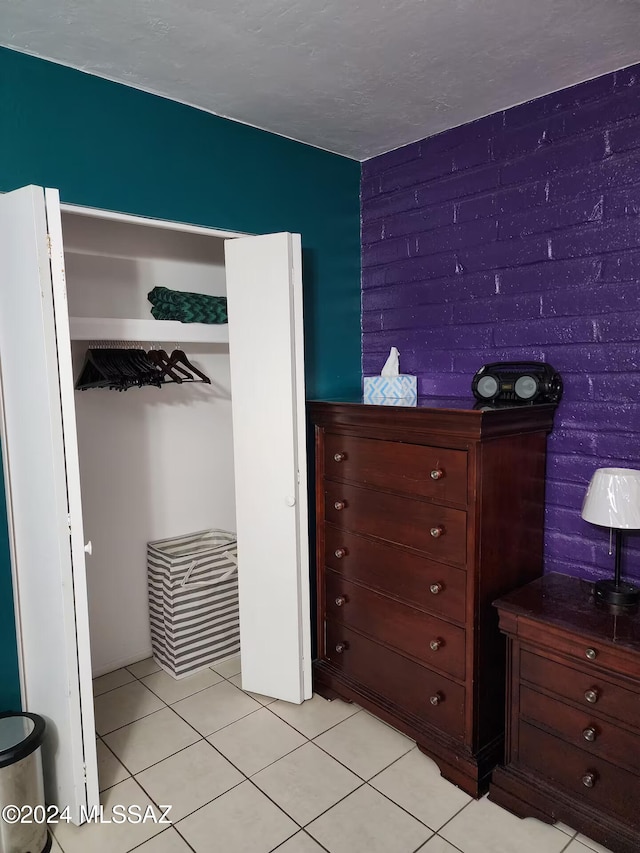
<box><xmin>0</xmin><ymin>201</ymin><xmax>246</xmax><ymax>709</ymax></box>
<box><xmin>3</xmin><ymin>194</ymin><xmax>313</xmax><ymax>754</ymax></box>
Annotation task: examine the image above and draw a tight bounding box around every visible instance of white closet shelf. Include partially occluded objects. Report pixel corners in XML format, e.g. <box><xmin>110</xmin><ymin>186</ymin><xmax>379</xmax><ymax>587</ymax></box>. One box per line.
<box><xmin>69</xmin><ymin>317</ymin><xmax>229</xmax><ymax>344</ymax></box>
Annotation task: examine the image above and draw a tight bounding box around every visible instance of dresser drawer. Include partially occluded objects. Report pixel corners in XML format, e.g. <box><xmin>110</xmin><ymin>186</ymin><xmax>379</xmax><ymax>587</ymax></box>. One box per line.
<box><xmin>520</xmin><ymin>685</ymin><xmax>640</xmax><ymax>775</ymax></box>
<box><xmin>324</xmin><ymin>481</ymin><xmax>467</xmax><ymax>567</ymax></box>
<box><xmin>518</xmin><ymin>620</ymin><xmax>640</xmax><ymax>680</ymax></box>
<box><xmin>519</xmin><ymin>721</ymin><xmax>640</xmax><ymax>827</ymax></box>
<box><xmin>325</xmin><ymin>525</ymin><xmax>466</xmax><ymax>622</ymax></box>
<box><xmin>324</xmin><ymin>433</ymin><xmax>467</xmax><ymax>505</ymax></box>
<box><xmin>326</xmin><ymin>571</ymin><xmax>466</xmax><ymax>680</ymax></box>
<box><xmin>325</xmin><ymin>621</ymin><xmax>465</xmax><ymax>740</ymax></box>
<box><xmin>520</xmin><ymin>650</ymin><xmax>640</xmax><ymax>731</ymax></box>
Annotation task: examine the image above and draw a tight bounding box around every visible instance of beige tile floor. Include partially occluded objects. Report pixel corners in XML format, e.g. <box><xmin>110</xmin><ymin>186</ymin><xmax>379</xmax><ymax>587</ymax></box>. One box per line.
<box><xmin>50</xmin><ymin>655</ymin><xmax>615</xmax><ymax>853</ymax></box>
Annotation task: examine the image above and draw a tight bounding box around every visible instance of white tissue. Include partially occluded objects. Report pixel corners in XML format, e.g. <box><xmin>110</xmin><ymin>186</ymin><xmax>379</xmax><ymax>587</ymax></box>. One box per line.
<box><xmin>381</xmin><ymin>346</ymin><xmax>400</xmax><ymax>377</ymax></box>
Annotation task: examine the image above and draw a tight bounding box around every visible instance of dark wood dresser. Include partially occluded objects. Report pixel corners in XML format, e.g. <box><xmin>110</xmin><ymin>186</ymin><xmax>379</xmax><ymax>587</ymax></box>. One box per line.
<box><xmin>308</xmin><ymin>399</ymin><xmax>555</xmax><ymax>796</ymax></box>
<box><xmin>490</xmin><ymin>573</ymin><xmax>640</xmax><ymax>853</ymax></box>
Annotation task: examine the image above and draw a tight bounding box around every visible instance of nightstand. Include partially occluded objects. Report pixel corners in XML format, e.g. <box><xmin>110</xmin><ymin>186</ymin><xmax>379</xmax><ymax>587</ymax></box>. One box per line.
<box><xmin>490</xmin><ymin>572</ymin><xmax>640</xmax><ymax>853</ymax></box>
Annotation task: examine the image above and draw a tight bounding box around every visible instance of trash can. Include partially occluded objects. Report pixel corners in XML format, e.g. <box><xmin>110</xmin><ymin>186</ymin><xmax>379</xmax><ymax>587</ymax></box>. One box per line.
<box><xmin>0</xmin><ymin>711</ymin><xmax>49</xmax><ymax>853</ymax></box>
<box><xmin>148</xmin><ymin>529</ymin><xmax>239</xmax><ymax>679</ymax></box>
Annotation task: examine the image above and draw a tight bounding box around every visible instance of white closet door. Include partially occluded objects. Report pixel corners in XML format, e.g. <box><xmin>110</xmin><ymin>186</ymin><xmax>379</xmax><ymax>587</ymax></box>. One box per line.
<box><xmin>225</xmin><ymin>233</ymin><xmax>311</xmax><ymax>703</ymax></box>
<box><xmin>0</xmin><ymin>186</ymin><xmax>98</xmax><ymax>820</ymax></box>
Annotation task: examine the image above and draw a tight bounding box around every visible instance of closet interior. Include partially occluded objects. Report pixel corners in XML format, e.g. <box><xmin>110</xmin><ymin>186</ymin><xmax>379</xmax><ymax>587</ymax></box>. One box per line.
<box><xmin>61</xmin><ymin>210</ymin><xmax>237</xmax><ymax>678</ymax></box>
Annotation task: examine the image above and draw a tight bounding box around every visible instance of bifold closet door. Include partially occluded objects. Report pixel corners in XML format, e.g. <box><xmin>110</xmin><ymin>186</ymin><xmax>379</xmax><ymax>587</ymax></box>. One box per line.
<box><xmin>225</xmin><ymin>233</ymin><xmax>312</xmax><ymax>704</ymax></box>
<box><xmin>0</xmin><ymin>186</ymin><xmax>99</xmax><ymax>821</ymax></box>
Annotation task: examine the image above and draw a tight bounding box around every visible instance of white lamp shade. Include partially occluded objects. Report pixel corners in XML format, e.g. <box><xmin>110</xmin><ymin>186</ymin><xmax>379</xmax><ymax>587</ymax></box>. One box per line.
<box><xmin>581</xmin><ymin>468</ymin><xmax>640</xmax><ymax>530</ymax></box>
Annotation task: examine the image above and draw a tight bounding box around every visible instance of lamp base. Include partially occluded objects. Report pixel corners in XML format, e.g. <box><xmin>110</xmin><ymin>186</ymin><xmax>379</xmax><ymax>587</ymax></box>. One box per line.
<box><xmin>594</xmin><ymin>579</ymin><xmax>640</xmax><ymax>609</ymax></box>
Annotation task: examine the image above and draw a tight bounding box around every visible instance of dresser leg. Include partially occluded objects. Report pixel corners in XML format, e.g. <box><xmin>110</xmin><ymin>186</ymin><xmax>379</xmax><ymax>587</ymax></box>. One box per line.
<box><xmin>489</xmin><ymin>768</ymin><xmax>555</xmax><ymax>825</ymax></box>
<box><xmin>415</xmin><ymin>742</ymin><xmax>491</xmax><ymax>798</ymax></box>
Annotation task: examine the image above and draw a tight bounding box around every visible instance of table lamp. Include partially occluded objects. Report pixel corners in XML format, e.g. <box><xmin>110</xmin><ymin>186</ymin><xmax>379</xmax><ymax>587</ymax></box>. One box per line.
<box><xmin>581</xmin><ymin>467</ymin><xmax>640</xmax><ymax>608</ymax></box>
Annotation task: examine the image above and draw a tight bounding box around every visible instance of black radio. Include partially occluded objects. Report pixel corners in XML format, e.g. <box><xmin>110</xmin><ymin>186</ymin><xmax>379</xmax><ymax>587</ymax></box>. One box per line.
<box><xmin>471</xmin><ymin>361</ymin><xmax>563</xmax><ymax>406</ymax></box>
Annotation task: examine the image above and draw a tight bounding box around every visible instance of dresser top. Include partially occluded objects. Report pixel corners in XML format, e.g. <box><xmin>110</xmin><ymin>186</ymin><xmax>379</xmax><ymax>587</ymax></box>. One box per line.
<box><xmin>309</xmin><ymin>395</ymin><xmax>541</xmax><ymax>410</ymax></box>
<box><xmin>495</xmin><ymin>572</ymin><xmax>640</xmax><ymax>651</ymax></box>
<box><xmin>308</xmin><ymin>397</ymin><xmax>556</xmax><ymax>440</ymax></box>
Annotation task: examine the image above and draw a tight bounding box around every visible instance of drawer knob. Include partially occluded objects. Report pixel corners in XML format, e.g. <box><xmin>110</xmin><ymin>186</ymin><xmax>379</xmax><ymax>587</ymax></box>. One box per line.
<box><xmin>334</xmin><ymin>548</ymin><xmax>347</xmax><ymax>559</ymax></box>
<box><xmin>430</xmin><ymin>526</ymin><xmax>444</xmax><ymax>539</ymax></box>
<box><xmin>430</xmin><ymin>469</ymin><xmax>444</xmax><ymax>480</ymax></box>
<box><xmin>429</xmin><ymin>639</ymin><xmax>443</xmax><ymax>651</ymax></box>
<box><xmin>335</xmin><ymin>596</ymin><xmax>347</xmax><ymax>607</ymax></box>
<box><xmin>582</xmin><ymin>772</ymin><xmax>597</xmax><ymax>789</ymax></box>
<box><xmin>585</xmin><ymin>648</ymin><xmax>598</xmax><ymax>661</ymax></box>
<box><xmin>334</xmin><ymin>452</ymin><xmax>346</xmax><ymax>463</ymax></box>
<box><xmin>334</xmin><ymin>642</ymin><xmax>348</xmax><ymax>654</ymax></box>
<box><xmin>583</xmin><ymin>727</ymin><xmax>597</xmax><ymax>742</ymax></box>
<box><xmin>584</xmin><ymin>689</ymin><xmax>599</xmax><ymax>704</ymax></box>
<box><xmin>430</xmin><ymin>693</ymin><xmax>442</xmax><ymax>706</ymax></box>
<box><xmin>429</xmin><ymin>583</ymin><xmax>443</xmax><ymax>595</ymax></box>
<box><xmin>334</xmin><ymin>500</ymin><xmax>346</xmax><ymax>511</ymax></box>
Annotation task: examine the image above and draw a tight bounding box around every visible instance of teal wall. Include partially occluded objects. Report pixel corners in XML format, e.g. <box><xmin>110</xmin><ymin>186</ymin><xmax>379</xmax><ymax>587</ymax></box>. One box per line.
<box><xmin>0</xmin><ymin>453</ymin><xmax>20</xmax><ymax>710</ymax></box>
<box><xmin>0</xmin><ymin>46</ymin><xmax>361</xmax><ymax>708</ymax></box>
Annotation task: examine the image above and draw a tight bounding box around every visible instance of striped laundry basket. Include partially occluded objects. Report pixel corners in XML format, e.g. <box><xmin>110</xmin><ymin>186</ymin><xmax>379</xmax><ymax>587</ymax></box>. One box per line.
<box><xmin>147</xmin><ymin>529</ymin><xmax>239</xmax><ymax>679</ymax></box>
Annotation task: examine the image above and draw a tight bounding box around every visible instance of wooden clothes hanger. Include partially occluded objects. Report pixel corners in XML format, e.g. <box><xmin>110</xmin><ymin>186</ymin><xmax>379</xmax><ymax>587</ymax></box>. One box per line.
<box><xmin>167</xmin><ymin>349</ymin><xmax>212</xmax><ymax>384</ymax></box>
<box><xmin>76</xmin><ymin>346</ymin><xmax>167</xmax><ymax>391</ymax></box>
<box><xmin>146</xmin><ymin>348</ymin><xmax>184</xmax><ymax>384</ymax></box>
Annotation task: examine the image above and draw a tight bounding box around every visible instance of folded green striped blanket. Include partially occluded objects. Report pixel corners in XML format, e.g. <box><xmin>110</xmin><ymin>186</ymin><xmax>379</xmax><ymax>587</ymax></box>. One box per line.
<box><xmin>148</xmin><ymin>286</ymin><xmax>228</xmax><ymax>324</ymax></box>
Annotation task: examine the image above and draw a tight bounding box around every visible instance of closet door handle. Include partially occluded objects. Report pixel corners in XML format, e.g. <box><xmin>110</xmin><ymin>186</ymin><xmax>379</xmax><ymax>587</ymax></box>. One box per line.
<box><xmin>285</xmin><ymin>495</ymin><xmax>296</xmax><ymax>507</ymax></box>
<box><xmin>84</xmin><ymin>541</ymin><xmax>93</xmax><ymax>556</ymax></box>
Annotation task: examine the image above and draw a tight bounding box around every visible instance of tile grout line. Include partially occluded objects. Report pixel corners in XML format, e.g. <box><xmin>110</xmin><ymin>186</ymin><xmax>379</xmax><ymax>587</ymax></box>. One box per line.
<box><xmin>269</xmin><ymin>828</ymin><xmax>334</xmax><ymax>853</ymax></box>
<box><xmin>130</xmin><ymin>668</ymin><xmax>227</xmax><ymax>705</ymax></box>
<box><xmin>308</xmin><ymin>730</ymin><xmax>414</xmax><ymax>786</ymax></box>
<box><xmin>433</xmin><ymin>831</ymin><xmax>466</xmax><ymax>853</ymax></box>
<box><xmin>167</xmin><ymin>695</ymin><xmax>264</xmax><ymax>739</ymax></box>
<box><xmin>129</xmin><ymin>755</ymin><xmax>247</xmax><ymax>846</ymax></box>
<box><xmin>94</xmin><ymin>658</ymin><xmax>232</xmax><ymax>702</ymax></box>
<box><xmin>95</xmin><ymin>663</ymin><xmax>249</xmax><ymax>783</ymax></box>
<box><xmin>261</xmin><ymin>695</ymin><xmax>364</xmax><ymax>739</ymax></box>
<box><xmin>101</xmin><ymin>701</ymin><xmax>268</xmax><ymax>804</ymax></box>
<box><xmin>111</xmin><ymin>670</ymin><xmax>319</xmax><ymax>843</ymax></box>
<box><xmin>292</xmin><ymin>774</ymin><xmax>442</xmax><ymax>845</ymax></box>
<box><xmin>124</xmin><ymin>824</ymin><xmax>198</xmax><ymax>853</ymax></box>
<box><xmin>94</xmin><ymin>666</ymin><xmax>488</xmax><ymax>852</ymax></box>
<box><xmin>429</xmin><ymin>795</ymin><xmax>475</xmax><ymax>836</ymax></box>
<box><xmin>107</xmin><ymin>734</ymin><xmax>207</xmax><ymax>782</ymax></box>
<box><xmin>246</xmin><ymin>771</ymin><xmax>334</xmax><ymax>830</ymax></box>
<box><xmin>409</xmin><ymin>832</ymin><xmax>437</xmax><ymax>853</ymax></box>
<box><xmin>98</xmin><ymin>671</ymin><xmax>445</xmax><ymax>840</ymax></box>
<box><xmin>558</xmin><ymin>833</ymin><xmax>576</xmax><ymax>853</ymax></box>
<box><xmin>98</xmin><ymin>675</ymin><xmax>255</xmax><ymax>739</ymax></box>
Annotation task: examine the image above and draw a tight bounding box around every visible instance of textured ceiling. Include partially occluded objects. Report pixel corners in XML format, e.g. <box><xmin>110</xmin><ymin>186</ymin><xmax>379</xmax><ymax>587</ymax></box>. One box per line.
<box><xmin>3</xmin><ymin>0</ymin><xmax>640</xmax><ymax>160</ymax></box>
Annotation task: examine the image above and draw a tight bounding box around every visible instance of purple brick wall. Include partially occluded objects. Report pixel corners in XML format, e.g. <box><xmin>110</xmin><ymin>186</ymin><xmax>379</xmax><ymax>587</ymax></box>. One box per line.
<box><xmin>361</xmin><ymin>65</ymin><xmax>640</xmax><ymax>585</ymax></box>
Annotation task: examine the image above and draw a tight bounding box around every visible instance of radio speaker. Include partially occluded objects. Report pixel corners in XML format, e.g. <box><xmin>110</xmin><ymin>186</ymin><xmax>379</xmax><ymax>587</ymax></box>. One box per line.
<box><xmin>471</xmin><ymin>361</ymin><xmax>562</xmax><ymax>405</ymax></box>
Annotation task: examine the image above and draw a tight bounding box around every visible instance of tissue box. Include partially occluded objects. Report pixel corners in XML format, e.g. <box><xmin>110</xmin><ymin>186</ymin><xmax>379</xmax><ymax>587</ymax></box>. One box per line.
<box><xmin>365</xmin><ymin>396</ymin><xmax>418</xmax><ymax>407</ymax></box>
<box><xmin>364</xmin><ymin>375</ymin><xmax>417</xmax><ymax>401</ymax></box>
